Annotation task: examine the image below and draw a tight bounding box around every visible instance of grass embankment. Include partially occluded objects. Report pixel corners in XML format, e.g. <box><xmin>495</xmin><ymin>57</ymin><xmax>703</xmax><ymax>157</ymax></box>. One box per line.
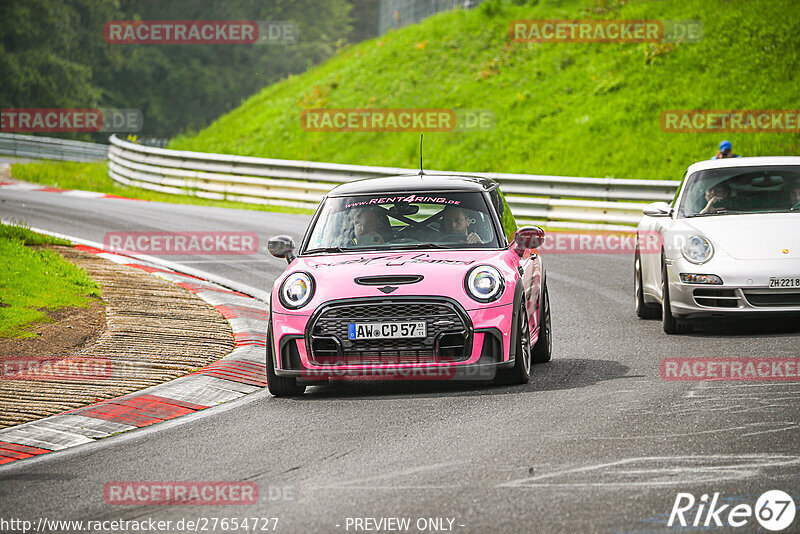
<box><xmin>0</xmin><ymin>223</ymin><xmax>101</xmax><ymax>338</ymax></box>
<box><xmin>171</xmin><ymin>0</ymin><xmax>800</xmax><ymax>180</ymax></box>
<box><xmin>11</xmin><ymin>0</ymin><xmax>800</xmax><ymax>211</ymax></box>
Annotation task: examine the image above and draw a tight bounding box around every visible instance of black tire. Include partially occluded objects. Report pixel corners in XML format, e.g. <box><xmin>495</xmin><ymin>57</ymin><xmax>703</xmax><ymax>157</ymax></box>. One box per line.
<box><xmin>661</xmin><ymin>261</ymin><xmax>690</xmax><ymax>335</ymax></box>
<box><xmin>635</xmin><ymin>249</ymin><xmax>661</xmax><ymax>319</ymax></box>
<box><xmin>266</xmin><ymin>325</ymin><xmax>305</xmax><ymax>396</ymax></box>
<box><xmin>494</xmin><ymin>303</ymin><xmax>532</xmax><ymax>385</ymax></box>
<box><xmin>531</xmin><ymin>281</ymin><xmax>552</xmax><ymax>363</ymax></box>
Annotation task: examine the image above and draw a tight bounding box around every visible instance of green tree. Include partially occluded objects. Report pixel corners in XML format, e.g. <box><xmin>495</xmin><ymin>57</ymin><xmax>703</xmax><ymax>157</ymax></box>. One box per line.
<box><xmin>1</xmin><ymin>0</ymin><xmax>353</xmax><ymax>140</ymax></box>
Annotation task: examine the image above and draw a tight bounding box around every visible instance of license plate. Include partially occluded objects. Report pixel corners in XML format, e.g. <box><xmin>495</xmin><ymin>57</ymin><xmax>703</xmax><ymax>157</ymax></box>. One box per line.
<box><xmin>348</xmin><ymin>321</ymin><xmax>426</xmax><ymax>340</ymax></box>
<box><xmin>769</xmin><ymin>277</ymin><xmax>800</xmax><ymax>288</ymax></box>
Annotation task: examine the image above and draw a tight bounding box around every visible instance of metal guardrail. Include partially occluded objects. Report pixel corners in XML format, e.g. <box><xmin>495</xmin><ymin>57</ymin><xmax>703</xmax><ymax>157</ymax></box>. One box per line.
<box><xmin>0</xmin><ymin>133</ymin><xmax>108</xmax><ymax>162</ymax></box>
<box><xmin>378</xmin><ymin>0</ymin><xmax>483</xmax><ymax>35</ymax></box>
<box><xmin>108</xmin><ymin>135</ymin><xmax>680</xmax><ymax>230</ymax></box>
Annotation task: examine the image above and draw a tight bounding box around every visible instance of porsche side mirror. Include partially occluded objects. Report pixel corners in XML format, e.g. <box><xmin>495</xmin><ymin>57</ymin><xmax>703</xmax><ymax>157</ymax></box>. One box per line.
<box><xmin>513</xmin><ymin>226</ymin><xmax>545</xmax><ymax>256</ymax></box>
<box><xmin>268</xmin><ymin>235</ymin><xmax>296</xmax><ymax>264</ymax></box>
<box><xmin>643</xmin><ymin>202</ymin><xmax>672</xmax><ymax>217</ymax></box>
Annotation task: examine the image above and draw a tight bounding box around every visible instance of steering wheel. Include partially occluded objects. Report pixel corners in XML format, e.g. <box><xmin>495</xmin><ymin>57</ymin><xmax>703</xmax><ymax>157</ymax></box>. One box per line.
<box><xmin>436</xmin><ymin>232</ymin><xmax>468</xmax><ymax>243</ymax></box>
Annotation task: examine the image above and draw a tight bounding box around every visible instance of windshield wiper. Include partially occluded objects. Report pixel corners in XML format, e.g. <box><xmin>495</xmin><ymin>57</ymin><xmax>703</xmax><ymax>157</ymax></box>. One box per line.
<box><xmin>383</xmin><ymin>243</ymin><xmax>453</xmax><ymax>250</ymax></box>
<box><xmin>686</xmin><ymin>210</ymin><xmax>742</xmax><ymax>218</ymax></box>
<box><xmin>303</xmin><ymin>246</ymin><xmax>350</xmax><ymax>254</ymax></box>
<box><xmin>305</xmin><ymin>242</ymin><xmax>472</xmax><ymax>254</ymax></box>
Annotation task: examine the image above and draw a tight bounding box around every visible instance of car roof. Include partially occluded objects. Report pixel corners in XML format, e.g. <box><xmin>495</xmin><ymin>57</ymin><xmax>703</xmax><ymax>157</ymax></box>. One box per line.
<box><xmin>327</xmin><ymin>173</ymin><xmax>498</xmax><ymax>197</ymax></box>
<box><xmin>686</xmin><ymin>156</ymin><xmax>800</xmax><ymax>175</ymax></box>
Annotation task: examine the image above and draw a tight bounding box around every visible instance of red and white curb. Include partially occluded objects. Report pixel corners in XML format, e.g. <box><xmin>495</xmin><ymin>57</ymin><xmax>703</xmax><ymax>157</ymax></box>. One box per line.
<box><xmin>0</xmin><ymin>176</ymin><xmax>144</xmax><ymax>201</ymax></box>
<box><xmin>0</xmin><ymin>237</ymin><xmax>271</xmax><ymax>467</ymax></box>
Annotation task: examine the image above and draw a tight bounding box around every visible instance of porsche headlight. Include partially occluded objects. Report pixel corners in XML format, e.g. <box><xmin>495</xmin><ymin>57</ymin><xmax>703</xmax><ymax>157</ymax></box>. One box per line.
<box><xmin>464</xmin><ymin>265</ymin><xmax>504</xmax><ymax>303</ymax></box>
<box><xmin>279</xmin><ymin>272</ymin><xmax>315</xmax><ymax>309</ymax></box>
<box><xmin>681</xmin><ymin>235</ymin><xmax>714</xmax><ymax>264</ymax></box>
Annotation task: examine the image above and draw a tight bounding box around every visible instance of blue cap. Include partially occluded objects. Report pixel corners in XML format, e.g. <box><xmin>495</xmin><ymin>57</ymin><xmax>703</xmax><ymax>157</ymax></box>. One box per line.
<box><xmin>719</xmin><ymin>140</ymin><xmax>732</xmax><ymax>151</ymax></box>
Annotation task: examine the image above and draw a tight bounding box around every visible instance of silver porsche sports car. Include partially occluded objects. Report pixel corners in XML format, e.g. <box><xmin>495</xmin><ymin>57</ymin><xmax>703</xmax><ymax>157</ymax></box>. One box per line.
<box><xmin>635</xmin><ymin>156</ymin><xmax>800</xmax><ymax>334</ymax></box>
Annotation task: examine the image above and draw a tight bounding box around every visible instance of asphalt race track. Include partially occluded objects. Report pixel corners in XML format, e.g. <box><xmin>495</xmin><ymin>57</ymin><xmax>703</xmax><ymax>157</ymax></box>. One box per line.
<box><xmin>1</xmin><ymin>188</ymin><xmax>799</xmax><ymax>533</ymax></box>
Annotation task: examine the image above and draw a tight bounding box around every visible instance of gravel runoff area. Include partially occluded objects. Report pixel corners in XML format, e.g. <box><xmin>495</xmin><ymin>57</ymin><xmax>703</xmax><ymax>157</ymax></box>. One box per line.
<box><xmin>0</xmin><ymin>246</ymin><xmax>235</xmax><ymax>428</ymax></box>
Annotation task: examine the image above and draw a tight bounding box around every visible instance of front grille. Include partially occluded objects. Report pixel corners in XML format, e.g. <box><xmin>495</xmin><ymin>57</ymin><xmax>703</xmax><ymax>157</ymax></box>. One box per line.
<box><xmin>743</xmin><ymin>291</ymin><xmax>800</xmax><ymax>307</ymax></box>
<box><xmin>307</xmin><ymin>299</ymin><xmax>471</xmax><ymax>365</ymax></box>
<box><xmin>693</xmin><ymin>288</ymin><xmax>740</xmax><ymax>308</ymax></box>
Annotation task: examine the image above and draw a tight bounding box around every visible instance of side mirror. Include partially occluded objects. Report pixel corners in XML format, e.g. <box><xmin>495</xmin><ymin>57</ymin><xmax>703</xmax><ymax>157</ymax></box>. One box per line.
<box><xmin>268</xmin><ymin>235</ymin><xmax>296</xmax><ymax>264</ymax></box>
<box><xmin>643</xmin><ymin>202</ymin><xmax>672</xmax><ymax>218</ymax></box>
<box><xmin>513</xmin><ymin>226</ymin><xmax>545</xmax><ymax>256</ymax></box>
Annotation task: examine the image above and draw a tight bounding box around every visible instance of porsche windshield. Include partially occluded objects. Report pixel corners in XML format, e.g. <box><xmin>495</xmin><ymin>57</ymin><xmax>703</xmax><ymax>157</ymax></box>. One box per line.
<box><xmin>677</xmin><ymin>166</ymin><xmax>800</xmax><ymax>218</ymax></box>
<box><xmin>303</xmin><ymin>192</ymin><xmax>500</xmax><ymax>252</ymax></box>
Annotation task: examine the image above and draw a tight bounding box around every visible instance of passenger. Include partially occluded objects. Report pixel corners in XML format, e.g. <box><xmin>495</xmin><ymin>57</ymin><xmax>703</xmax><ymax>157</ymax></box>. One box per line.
<box><xmin>711</xmin><ymin>140</ymin><xmax>740</xmax><ymax>160</ymax></box>
<box><xmin>350</xmin><ymin>206</ymin><xmax>390</xmax><ymax>245</ymax></box>
<box><xmin>699</xmin><ymin>182</ymin><xmax>732</xmax><ymax>215</ymax></box>
<box><xmin>440</xmin><ymin>206</ymin><xmax>483</xmax><ymax>243</ymax></box>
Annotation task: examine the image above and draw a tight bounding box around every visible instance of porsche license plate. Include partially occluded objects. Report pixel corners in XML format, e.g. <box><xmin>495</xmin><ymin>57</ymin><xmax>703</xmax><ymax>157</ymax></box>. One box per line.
<box><xmin>348</xmin><ymin>321</ymin><xmax>426</xmax><ymax>340</ymax></box>
<box><xmin>769</xmin><ymin>277</ymin><xmax>800</xmax><ymax>288</ymax></box>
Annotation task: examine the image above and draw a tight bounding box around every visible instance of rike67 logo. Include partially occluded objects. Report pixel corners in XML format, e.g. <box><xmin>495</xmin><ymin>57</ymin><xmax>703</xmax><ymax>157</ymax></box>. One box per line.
<box><xmin>668</xmin><ymin>490</ymin><xmax>796</xmax><ymax>531</ymax></box>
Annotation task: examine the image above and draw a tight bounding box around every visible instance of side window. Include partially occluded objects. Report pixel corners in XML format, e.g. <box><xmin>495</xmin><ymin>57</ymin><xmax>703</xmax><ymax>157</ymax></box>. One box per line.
<box><xmin>490</xmin><ymin>188</ymin><xmax>517</xmax><ymax>244</ymax></box>
<box><xmin>672</xmin><ymin>171</ymin><xmax>687</xmax><ymax>207</ymax></box>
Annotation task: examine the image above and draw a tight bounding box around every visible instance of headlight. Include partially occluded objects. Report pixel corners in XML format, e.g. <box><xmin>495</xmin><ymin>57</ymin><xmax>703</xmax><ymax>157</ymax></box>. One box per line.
<box><xmin>279</xmin><ymin>272</ymin><xmax>315</xmax><ymax>309</ymax></box>
<box><xmin>464</xmin><ymin>265</ymin><xmax>504</xmax><ymax>303</ymax></box>
<box><xmin>681</xmin><ymin>235</ymin><xmax>714</xmax><ymax>264</ymax></box>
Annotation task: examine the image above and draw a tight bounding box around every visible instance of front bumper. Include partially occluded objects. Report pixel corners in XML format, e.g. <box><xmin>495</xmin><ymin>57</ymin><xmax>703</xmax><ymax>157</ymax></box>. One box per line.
<box><xmin>271</xmin><ymin>297</ymin><xmax>514</xmax><ymax>380</ymax></box>
<box><xmin>666</xmin><ymin>258</ymin><xmax>800</xmax><ymax>318</ymax></box>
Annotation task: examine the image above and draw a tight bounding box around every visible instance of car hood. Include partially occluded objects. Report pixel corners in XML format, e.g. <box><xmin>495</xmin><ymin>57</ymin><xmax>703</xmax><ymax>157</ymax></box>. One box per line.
<box><xmin>682</xmin><ymin>214</ymin><xmax>800</xmax><ymax>260</ymax></box>
<box><xmin>272</xmin><ymin>248</ymin><xmax>518</xmax><ymax>313</ymax></box>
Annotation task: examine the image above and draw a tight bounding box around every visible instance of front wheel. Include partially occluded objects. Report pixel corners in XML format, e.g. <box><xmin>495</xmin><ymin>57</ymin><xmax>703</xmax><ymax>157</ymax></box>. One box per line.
<box><xmin>494</xmin><ymin>303</ymin><xmax>532</xmax><ymax>385</ymax></box>
<box><xmin>266</xmin><ymin>325</ymin><xmax>306</xmax><ymax>396</ymax></box>
<box><xmin>635</xmin><ymin>249</ymin><xmax>661</xmax><ymax>319</ymax></box>
<box><xmin>661</xmin><ymin>262</ymin><xmax>690</xmax><ymax>335</ymax></box>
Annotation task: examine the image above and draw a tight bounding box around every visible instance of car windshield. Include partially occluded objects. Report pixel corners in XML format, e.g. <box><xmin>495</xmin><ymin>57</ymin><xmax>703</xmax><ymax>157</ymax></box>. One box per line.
<box><xmin>303</xmin><ymin>192</ymin><xmax>500</xmax><ymax>253</ymax></box>
<box><xmin>677</xmin><ymin>165</ymin><xmax>800</xmax><ymax>218</ymax></box>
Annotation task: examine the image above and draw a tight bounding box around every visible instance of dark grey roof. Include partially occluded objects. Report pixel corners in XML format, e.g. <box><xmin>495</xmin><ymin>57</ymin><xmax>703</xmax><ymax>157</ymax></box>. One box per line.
<box><xmin>327</xmin><ymin>174</ymin><xmax>498</xmax><ymax>197</ymax></box>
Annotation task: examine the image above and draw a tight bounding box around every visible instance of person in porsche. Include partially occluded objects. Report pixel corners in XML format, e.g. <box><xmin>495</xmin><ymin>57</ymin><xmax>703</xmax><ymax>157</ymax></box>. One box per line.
<box><xmin>266</xmin><ymin>174</ymin><xmax>552</xmax><ymax>396</ymax></box>
<box><xmin>636</xmin><ymin>158</ymin><xmax>800</xmax><ymax>334</ymax></box>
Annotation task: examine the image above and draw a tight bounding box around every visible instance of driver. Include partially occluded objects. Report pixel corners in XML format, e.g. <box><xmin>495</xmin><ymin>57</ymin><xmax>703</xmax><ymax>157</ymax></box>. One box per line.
<box><xmin>440</xmin><ymin>206</ymin><xmax>483</xmax><ymax>244</ymax></box>
<box><xmin>699</xmin><ymin>182</ymin><xmax>732</xmax><ymax>214</ymax></box>
<box><xmin>789</xmin><ymin>180</ymin><xmax>800</xmax><ymax>208</ymax></box>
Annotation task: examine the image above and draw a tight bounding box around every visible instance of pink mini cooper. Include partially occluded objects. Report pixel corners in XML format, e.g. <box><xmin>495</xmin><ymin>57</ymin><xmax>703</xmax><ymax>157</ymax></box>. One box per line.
<box><xmin>266</xmin><ymin>174</ymin><xmax>552</xmax><ymax>396</ymax></box>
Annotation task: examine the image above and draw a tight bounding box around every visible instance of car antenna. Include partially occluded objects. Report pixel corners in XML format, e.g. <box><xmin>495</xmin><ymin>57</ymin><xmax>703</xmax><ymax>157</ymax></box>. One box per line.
<box><xmin>418</xmin><ymin>134</ymin><xmax>425</xmax><ymax>176</ymax></box>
